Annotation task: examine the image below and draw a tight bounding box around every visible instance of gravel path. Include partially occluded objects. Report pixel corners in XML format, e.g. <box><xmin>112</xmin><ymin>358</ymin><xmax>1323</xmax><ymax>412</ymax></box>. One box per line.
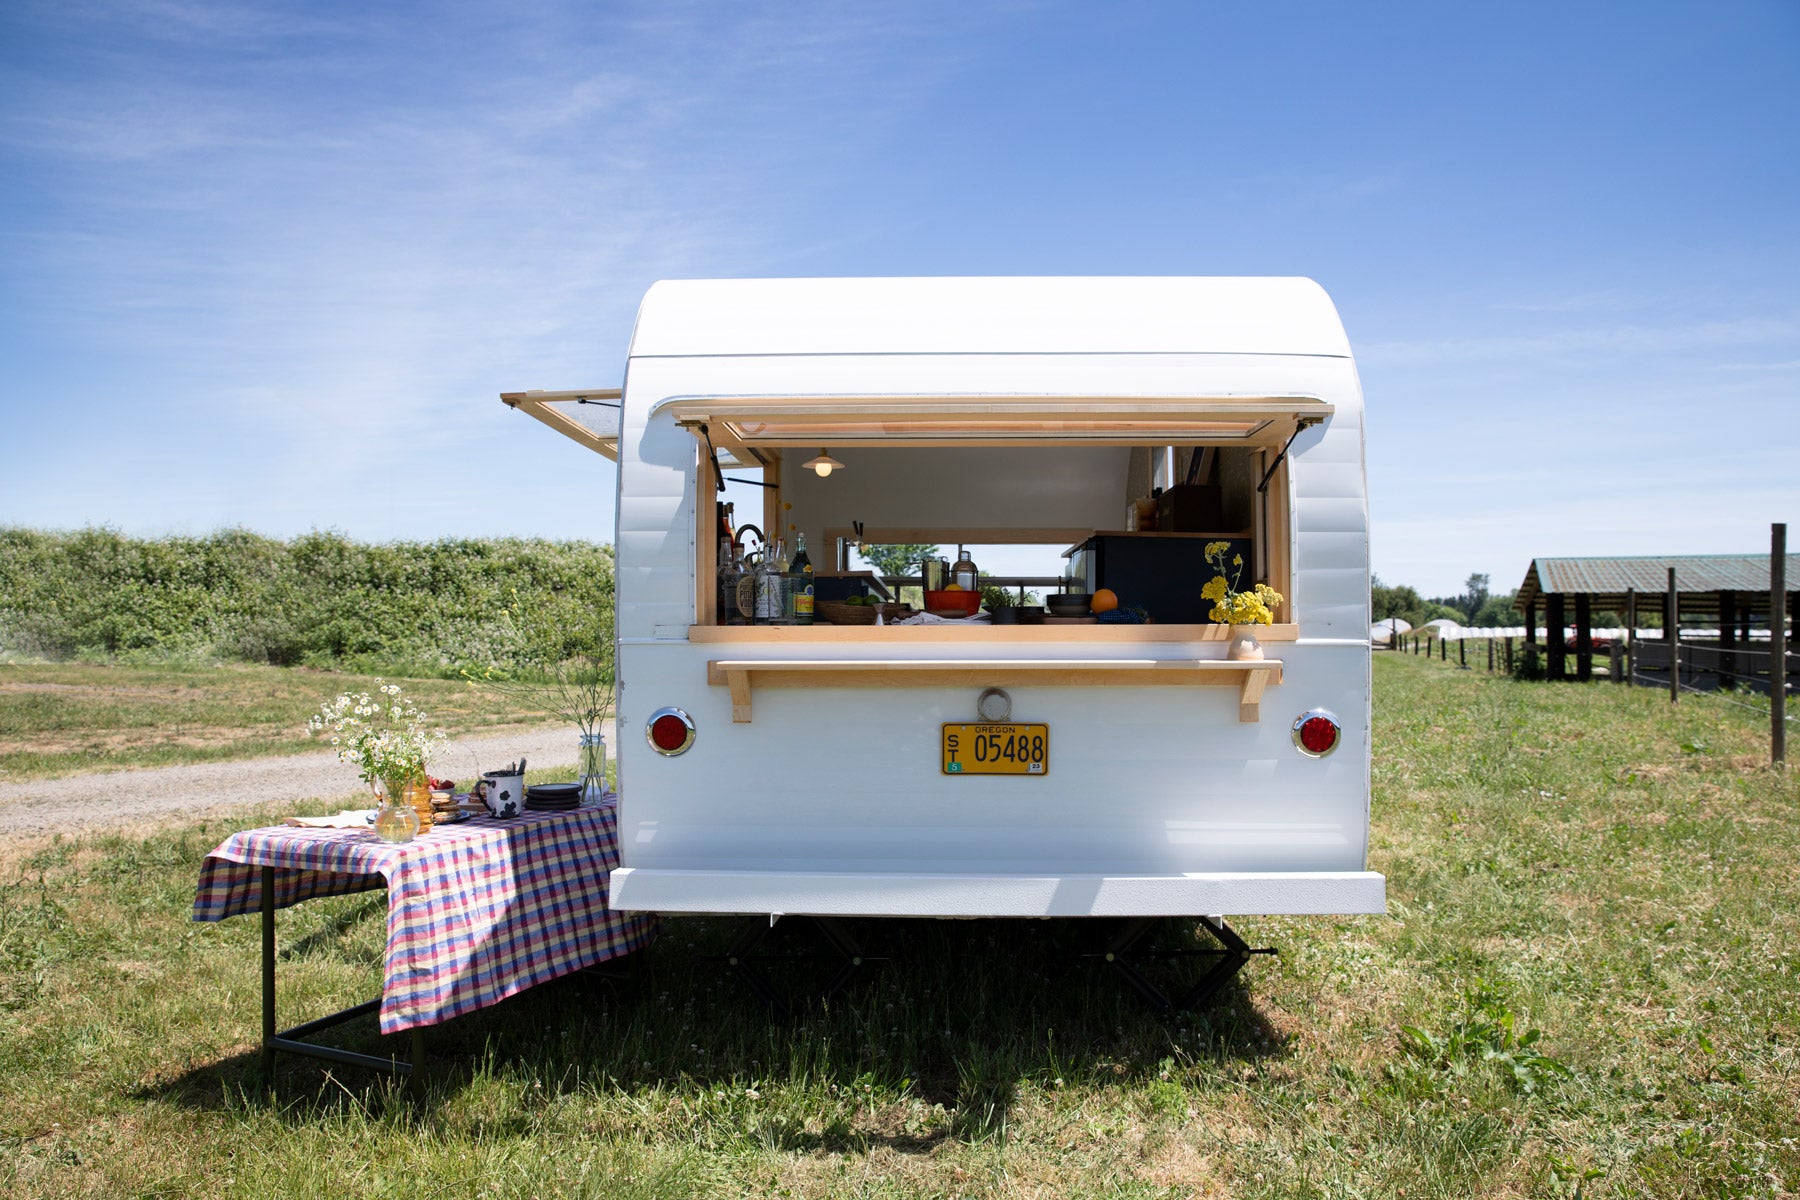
<box><xmin>0</xmin><ymin>722</ymin><xmax>613</xmax><ymax>838</ymax></box>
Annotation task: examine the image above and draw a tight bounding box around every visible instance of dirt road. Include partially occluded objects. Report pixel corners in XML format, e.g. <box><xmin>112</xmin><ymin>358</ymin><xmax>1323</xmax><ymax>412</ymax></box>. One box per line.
<box><xmin>0</xmin><ymin>723</ymin><xmax>610</xmax><ymax>837</ymax></box>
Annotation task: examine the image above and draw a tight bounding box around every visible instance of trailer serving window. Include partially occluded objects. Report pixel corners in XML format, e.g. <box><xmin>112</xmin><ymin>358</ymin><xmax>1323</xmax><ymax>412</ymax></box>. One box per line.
<box><xmin>669</xmin><ymin>394</ymin><xmax>1329</xmax><ymax>640</ymax></box>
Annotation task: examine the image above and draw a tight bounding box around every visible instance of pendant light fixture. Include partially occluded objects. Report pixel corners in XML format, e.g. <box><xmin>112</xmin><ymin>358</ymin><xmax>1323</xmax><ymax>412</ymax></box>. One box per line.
<box><xmin>803</xmin><ymin>449</ymin><xmax>845</xmax><ymax>478</ymax></box>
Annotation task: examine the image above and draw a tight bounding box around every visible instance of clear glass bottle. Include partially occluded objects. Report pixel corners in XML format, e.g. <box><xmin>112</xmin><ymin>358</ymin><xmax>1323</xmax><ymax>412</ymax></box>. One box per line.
<box><xmin>760</xmin><ymin>538</ymin><xmax>791</xmax><ymax>624</ymax></box>
<box><xmin>951</xmin><ymin>545</ymin><xmax>979</xmax><ymax>591</ymax></box>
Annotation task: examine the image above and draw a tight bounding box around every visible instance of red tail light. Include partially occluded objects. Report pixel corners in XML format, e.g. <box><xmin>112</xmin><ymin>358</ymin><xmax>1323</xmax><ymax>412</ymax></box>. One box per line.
<box><xmin>1292</xmin><ymin>709</ymin><xmax>1341</xmax><ymax>758</ymax></box>
<box><xmin>647</xmin><ymin>707</ymin><xmax>696</xmax><ymax>755</ymax></box>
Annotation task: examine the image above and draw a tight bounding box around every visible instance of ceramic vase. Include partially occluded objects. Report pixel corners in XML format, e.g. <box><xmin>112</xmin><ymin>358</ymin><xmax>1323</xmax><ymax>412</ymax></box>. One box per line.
<box><xmin>1227</xmin><ymin>625</ymin><xmax>1265</xmax><ymax>661</ymax></box>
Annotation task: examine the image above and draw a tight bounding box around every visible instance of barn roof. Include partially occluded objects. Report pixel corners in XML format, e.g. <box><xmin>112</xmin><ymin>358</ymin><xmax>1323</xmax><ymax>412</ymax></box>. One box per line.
<box><xmin>1515</xmin><ymin>554</ymin><xmax>1798</xmax><ymax>619</ymax></box>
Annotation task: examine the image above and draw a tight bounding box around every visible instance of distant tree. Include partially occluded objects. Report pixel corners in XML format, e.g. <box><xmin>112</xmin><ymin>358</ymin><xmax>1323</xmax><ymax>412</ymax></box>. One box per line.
<box><xmin>1371</xmin><ymin>574</ymin><xmax>1426</xmax><ymax>623</ymax></box>
<box><xmin>1472</xmin><ymin>592</ymin><xmax>1521</xmax><ymax>627</ymax></box>
<box><xmin>1463</xmin><ymin>573</ymin><xmax>1490</xmax><ymax>614</ymax></box>
<box><xmin>858</xmin><ymin>543</ymin><xmax>939</xmax><ymax>582</ymax></box>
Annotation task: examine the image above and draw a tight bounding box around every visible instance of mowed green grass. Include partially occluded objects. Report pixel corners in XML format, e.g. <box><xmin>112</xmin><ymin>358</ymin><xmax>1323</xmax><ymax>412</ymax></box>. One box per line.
<box><xmin>0</xmin><ymin>661</ymin><xmax>559</xmax><ymax>781</ymax></box>
<box><xmin>1</xmin><ymin>655</ymin><xmax>1795</xmax><ymax>1198</ymax></box>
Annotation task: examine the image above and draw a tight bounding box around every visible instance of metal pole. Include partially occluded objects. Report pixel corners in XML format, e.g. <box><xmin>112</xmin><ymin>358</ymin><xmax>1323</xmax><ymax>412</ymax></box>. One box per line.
<box><xmin>261</xmin><ymin>865</ymin><xmax>276</xmax><ymax>1086</ymax></box>
<box><xmin>1668</xmin><ymin>568</ymin><xmax>1680</xmax><ymax>705</ymax></box>
<box><xmin>1626</xmin><ymin>588</ymin><xmax>1637</xmax><ymax>688</ymax></box>
<box><xmin>1774</xmin><ymin>523</ymin><xmax>1788</xmax><ymax>766</ymax></box>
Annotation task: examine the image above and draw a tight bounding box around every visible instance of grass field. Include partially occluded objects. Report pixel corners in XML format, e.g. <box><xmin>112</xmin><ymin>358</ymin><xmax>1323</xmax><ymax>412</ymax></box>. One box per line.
<box><xmin>1</xmin><ymin>654</ymin><xmax>1795</xmax><ymax>1198</ymax></box>
<box><xmin>0</xmin><ymin>661</ymin><xmax>560</xmax><ymax>782</ymax></box>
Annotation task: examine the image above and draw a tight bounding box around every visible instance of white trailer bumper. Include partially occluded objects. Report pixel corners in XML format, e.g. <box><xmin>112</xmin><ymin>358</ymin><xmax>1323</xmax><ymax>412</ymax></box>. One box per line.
<box><xmin>608</xmin><ymin>868</ymin><xmax>1386</xmax><ymax>918</ymax></box>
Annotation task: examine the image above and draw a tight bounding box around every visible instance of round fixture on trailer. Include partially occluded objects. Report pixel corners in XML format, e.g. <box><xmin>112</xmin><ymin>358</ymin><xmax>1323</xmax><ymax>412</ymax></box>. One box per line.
<box><xmin>647</xmin><ymin>707</ymin><xmax>697</xmax><ymax>755</ymax></box>
<box><xmin>976</xmin><ymin>687</ymin><xmax>1012</xmax><ymax>722</ymax></box>
<box><xmin>1291</xmin><ymin>709</ymin><xmax>1342</xmax><ymax>758</ymax></box>
<box><xmin>802</xmin><ymin>448</ymin><xmax>844</xmax><ymax>477</ymax></box>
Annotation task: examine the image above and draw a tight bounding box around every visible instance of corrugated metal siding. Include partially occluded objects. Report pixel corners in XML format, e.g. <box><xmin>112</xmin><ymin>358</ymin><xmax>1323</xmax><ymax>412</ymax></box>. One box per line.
<box><xmin>1538</xmin><ymin>556</ymin><xmax>1794</xmax><ymax>594</ymax></box>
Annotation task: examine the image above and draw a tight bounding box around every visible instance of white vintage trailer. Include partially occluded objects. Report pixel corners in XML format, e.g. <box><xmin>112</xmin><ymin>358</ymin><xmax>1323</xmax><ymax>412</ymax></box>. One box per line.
<box><xmin>507</xmin><ymin>277</ymin><xmax>1384</xmax><ymax>929</ymax></box>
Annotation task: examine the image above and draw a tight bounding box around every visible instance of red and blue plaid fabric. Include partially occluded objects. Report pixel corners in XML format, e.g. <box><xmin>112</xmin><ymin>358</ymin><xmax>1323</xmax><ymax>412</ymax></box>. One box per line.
<box><xmin>194</xmin><ymin>806</ymin><xmax>656</xmax><ymax>1033</ymax></box>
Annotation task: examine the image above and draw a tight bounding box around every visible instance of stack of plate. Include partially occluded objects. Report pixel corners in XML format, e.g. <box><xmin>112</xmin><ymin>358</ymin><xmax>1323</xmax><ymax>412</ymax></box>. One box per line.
<box><xmin>524</xmin><ymin>783</ymin><xmax>581</xmax><ymax>812</ymax></box>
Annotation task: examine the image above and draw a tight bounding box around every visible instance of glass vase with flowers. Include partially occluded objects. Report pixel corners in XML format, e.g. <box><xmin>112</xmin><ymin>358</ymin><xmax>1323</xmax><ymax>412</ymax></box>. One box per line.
<box><xmin>307</xmin><ymin>682</ymin><xmax>447</xmax><ymax>842</ymax></box>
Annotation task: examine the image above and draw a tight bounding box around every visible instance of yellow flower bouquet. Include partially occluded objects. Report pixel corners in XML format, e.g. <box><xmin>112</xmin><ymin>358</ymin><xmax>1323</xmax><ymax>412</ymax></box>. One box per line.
<box><xmin>1201</xmin><ymin>541</ymin><xmax>1283</xmax><ymax>625</ymax></box>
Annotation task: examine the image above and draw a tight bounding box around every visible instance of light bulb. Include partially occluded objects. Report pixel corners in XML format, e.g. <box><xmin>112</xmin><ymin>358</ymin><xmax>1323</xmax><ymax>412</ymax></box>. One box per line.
<box><xmin>814</xmin><ymin>461</ymin><xmax>833</xmax><ymax>477</ymax></box>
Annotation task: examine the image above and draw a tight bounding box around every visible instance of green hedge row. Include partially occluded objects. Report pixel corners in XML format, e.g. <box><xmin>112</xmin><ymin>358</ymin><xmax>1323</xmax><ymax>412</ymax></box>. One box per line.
<box><xmin>0</xmin><ymin>527</ymin><xmax>614</xmax><ymax>675</ymax></box>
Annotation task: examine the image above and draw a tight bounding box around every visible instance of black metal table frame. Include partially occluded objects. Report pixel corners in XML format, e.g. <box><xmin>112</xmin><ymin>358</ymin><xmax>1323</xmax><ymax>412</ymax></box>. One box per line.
<box><xmin>259</xmin><ymin>865</ymin><xmax>426</xmax><ymax>1084</ymax></box>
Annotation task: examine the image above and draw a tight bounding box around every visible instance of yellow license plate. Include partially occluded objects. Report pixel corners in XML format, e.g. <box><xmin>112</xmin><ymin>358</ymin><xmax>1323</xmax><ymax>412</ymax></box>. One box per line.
<box><xmin>942</xmin><ymin>723</ymin><xmax>1049</xmax><ymax>775</ymax></box>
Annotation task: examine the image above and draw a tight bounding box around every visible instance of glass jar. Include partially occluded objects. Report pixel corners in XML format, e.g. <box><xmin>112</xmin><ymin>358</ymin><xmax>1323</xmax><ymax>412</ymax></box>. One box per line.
<box><xmin>372</xmin><ymin>782</ymin><xmax>421</xmax><ymax>843</ymax></box>
<box><xmin>579</xmin><ymin>732</ymin><xmax>608</xmax><ymax>806</ymax></box>
<box><xmin>402</xmin><ymin>777</ymin><xmax>436</xmax><ymax>831</ymax></box>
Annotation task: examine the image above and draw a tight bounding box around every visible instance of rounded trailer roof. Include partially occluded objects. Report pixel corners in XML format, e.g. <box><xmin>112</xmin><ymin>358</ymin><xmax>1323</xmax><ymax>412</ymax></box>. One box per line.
<box><xmin>629</xmin><ymin>277</ymin><xmax>1352</xmax><ymax>360</ymax></box>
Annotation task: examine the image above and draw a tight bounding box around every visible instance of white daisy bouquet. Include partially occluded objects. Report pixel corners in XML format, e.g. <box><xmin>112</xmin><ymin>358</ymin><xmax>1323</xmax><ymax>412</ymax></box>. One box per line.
<box><xmin>307</xmin><ymin>680</ymin><xmax>446</xmax><ymax>795</ymax></box>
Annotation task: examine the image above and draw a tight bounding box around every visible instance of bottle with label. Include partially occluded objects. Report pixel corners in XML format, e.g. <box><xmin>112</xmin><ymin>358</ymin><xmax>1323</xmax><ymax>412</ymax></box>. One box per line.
<box><xmin>736</xmin><ymin>549</ymin><xmax>759</xmax><ymax>623</ymax></box>
<box><xmin>759</xmin><ymin>538</ymin><xmax>791</xmax><ymax>624</ymax></box>
<box><xmin>790</xmin><ymin>532</ymin><xmax>814</xmax><ymax>624</ymax></box>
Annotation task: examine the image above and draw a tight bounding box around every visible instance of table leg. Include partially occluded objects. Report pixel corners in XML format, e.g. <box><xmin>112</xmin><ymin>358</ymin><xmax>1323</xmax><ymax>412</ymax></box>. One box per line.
<box><xmin>261</xmin><ymin>865</ymin><xmax>276</xmax><ymax>1083</ymax></box>
<box><xmin>257</xmin><ymin>863</ymin><xmax>425</xmax><ymax>1083</ymax></box>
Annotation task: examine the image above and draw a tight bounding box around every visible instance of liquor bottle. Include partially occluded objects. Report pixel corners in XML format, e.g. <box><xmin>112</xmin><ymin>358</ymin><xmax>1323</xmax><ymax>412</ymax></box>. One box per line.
<box><xmin>790</xmin><ymin>532</ymin><xmax>814</xmax><ymax>624</ymax></box>
<box><xmin>717</xmin><ymin>539</ymin><xmax>740</xmax><ymax>624</ymax></box>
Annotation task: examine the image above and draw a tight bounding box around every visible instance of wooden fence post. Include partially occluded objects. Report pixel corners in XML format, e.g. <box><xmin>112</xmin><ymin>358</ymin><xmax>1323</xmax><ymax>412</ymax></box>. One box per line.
<box><xmin>1459</xmin><ymin>639</ymin><xmax>1467</xmax><ymax>670</ymax></box>
<box><xmin>1775</xmin><ymin>522</ymin><xmax>1788</xmax><ymax>766</ymax></box>
<box><xmin>1488</xmin><ymin>639</ymin><xmax>1494</xmax><ymax>672</ymax></box>
<box><xmin>1440</xmin><ymin>638</ymin><xmax>1446</xmax><ymax>662</ymax></box>
<box><xmin>1668</xmin><ymin>567</ymin><xmax>1680</xmax><ymax>705</ymax></box>
<box><xmin>1506</xmin><ymin>637</ymin><xmax>1514</xmax><ymax>674</ymax></box>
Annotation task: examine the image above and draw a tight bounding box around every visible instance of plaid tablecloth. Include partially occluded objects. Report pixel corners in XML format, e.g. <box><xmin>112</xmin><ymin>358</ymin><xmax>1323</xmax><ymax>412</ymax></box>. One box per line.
<box><xmin>194</xmin><ymin>805</ymin><xmax>656</xmax><ymax>1033</ymax></box>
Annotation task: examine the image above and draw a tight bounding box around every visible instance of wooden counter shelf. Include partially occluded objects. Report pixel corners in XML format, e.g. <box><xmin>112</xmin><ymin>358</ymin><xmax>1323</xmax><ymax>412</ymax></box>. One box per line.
<box><xmin>706</xmin><ymin>656</ymin><xmax>1283</xmax><ymax>725</ymax></box>
<box><xmin>690</xmin><ymin>623</ymin><xmax>1299</xmax><ymax>644</ymax></box>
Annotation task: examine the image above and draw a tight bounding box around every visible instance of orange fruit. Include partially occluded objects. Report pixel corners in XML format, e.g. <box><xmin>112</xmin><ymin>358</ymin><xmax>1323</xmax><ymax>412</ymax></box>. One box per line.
<box><xmin>1091</xmin><ymin>588</ymin><xmax>1119</xmax><ymax>613</ymax></box>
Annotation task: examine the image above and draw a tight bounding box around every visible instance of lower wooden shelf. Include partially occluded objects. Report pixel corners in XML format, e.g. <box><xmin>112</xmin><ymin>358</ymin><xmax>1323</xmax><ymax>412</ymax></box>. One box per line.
<box><xmin>705</xmin><ymin>658</ymin><xmax>1282</xmax><ymax>724</ymax></box>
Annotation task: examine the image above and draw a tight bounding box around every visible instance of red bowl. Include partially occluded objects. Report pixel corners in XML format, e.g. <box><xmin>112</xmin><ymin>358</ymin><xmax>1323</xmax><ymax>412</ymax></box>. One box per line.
<box><xmin>923</xmin><ymin>589</ymin><xmax>981</xmax><ymax>616</ymax></box>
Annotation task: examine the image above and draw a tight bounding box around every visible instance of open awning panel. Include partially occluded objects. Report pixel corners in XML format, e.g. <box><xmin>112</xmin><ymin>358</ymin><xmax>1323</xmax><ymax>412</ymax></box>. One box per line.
<box><xmin>500</xmin><ymin>389</ymin><xmax>623</xmax><ymax>461</ymax></box>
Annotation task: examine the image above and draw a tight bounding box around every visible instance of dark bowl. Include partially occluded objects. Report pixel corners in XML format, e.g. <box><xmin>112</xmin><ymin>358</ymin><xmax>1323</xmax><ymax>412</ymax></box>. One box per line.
<box><xmin>1016</xmin><ymin>606</ymin><xmax>1046</xmax><ymax>625</ymax></box>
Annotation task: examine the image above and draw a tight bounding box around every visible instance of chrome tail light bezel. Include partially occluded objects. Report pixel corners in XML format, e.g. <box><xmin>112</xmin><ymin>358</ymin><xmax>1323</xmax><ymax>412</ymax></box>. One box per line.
<box><xmin>1291</xmin><ymin>708</ymin><xmax>1342</xmax><ymax>758</ymax></box>
<box><xmin>646</xmin><ymin>706</ymin><xmax>697</xmax><ymax>756</ymax></box>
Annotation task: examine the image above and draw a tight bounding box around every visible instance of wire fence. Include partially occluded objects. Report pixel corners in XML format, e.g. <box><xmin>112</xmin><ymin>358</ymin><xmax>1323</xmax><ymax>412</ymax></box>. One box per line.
<box><xmin>1384</xmin><ymin>629</ymin><xmax>1797</xmax><ymax>753</ymax></box>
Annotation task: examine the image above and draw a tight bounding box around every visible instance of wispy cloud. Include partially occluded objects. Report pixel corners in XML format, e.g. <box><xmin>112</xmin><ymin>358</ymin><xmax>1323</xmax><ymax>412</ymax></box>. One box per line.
<box><xmin>1361</xmin><ymin>314</ymin><xmax>1800</xmax><ymax>367</ymax></box>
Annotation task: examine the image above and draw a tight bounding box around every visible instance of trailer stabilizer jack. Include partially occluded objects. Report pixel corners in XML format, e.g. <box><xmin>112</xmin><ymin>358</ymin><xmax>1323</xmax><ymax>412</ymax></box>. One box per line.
<box><xmin>717</xmin><ymin>916</ymin><xmax>885</xmax><ymax>1020</ymax></box>
<box><xmin>1091</xmin><ymin>916</ymin><xmax>1277</xmax><ymax>1012</ymax></box>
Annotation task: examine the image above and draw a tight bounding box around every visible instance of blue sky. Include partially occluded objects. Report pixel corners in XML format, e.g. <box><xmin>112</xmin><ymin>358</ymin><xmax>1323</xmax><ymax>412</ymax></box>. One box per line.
<box><xmin>2</xmin><ymin>1</ymin><xmax>1795</xmax><ymax>598</ymax></box>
